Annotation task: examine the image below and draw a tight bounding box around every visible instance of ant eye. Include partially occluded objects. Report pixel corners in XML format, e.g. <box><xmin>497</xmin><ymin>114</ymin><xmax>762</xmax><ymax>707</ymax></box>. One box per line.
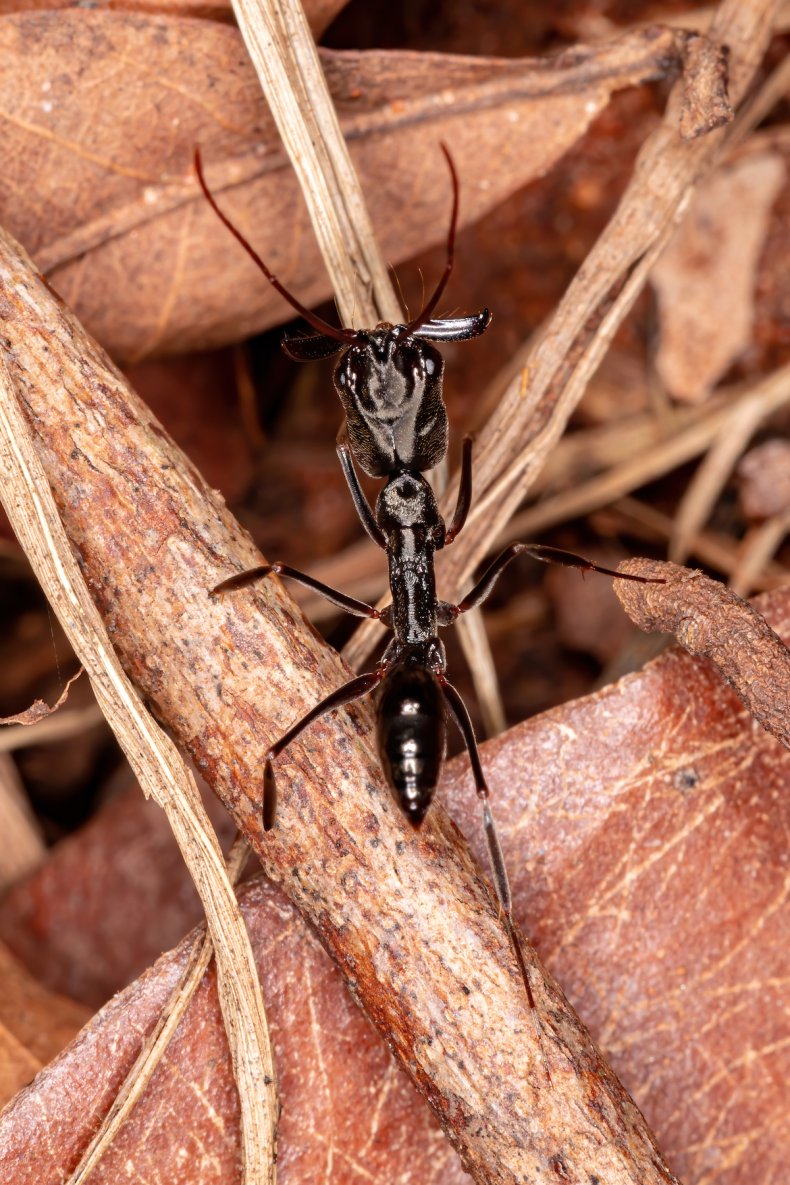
<box><xmin>424</xmin><ymin>358</ymin><xmax>436</xmax><ymax>375</ymax></box>
<box><xmin>338</xmin><ymin>371</ymin><xmax>346</xmax><ymax>386</ymax></box>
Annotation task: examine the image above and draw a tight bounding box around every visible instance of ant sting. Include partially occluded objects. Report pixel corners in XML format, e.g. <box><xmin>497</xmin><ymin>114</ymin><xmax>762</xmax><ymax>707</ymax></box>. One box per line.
<box><xmin>197</xmin><ymin>146</ymin><xmax>659</xmax><ymax>1035</ymax></box>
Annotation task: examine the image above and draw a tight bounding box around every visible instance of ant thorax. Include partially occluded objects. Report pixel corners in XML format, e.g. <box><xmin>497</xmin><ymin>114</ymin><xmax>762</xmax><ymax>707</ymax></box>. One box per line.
<box><xmin>375</xmin><ymin>471</ymin><xmax>443</xmax><ymax>533</ymax></box>
<box><xmin>376</xmin><ymin>473</ymin><xmax>445</xmax><ymax>647</ymax></box>
<box><xmin>334</xmin><ymin>327</ymin><xmax>449</xmax><ymax>478</ymax></box>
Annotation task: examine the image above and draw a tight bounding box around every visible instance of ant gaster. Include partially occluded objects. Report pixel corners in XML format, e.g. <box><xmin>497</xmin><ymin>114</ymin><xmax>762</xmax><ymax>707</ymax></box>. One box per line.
<box><xmin>198</xmin><ymin>147</ymin><xmax>658</xmax><ymax>1030</ymax></box>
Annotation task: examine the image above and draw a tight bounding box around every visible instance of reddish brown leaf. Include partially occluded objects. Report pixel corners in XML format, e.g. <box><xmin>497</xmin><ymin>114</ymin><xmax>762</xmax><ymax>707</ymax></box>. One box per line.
<box><xmin>441</xmin><ymin>583</ymin><xmax>790</xmax><ymax>1185</ymax></box>
<box><xmin>0</xmin><ymin>0</ymin><xmax>344</xmax><ymax>34</ymax></box>
<box><xmin>0</xmin><ymin>876</ymin><xmax>470</xmax><ymax>1185</ymax></box>
<box><xmin>0</xmin><ymin>14</ymin><xmax>707</xmax><ymax>360</ymax></box>
<box><xmin>0</xmin><ymin>773</ymin><xmax>237</xmax><ymax>1008</ymax></box>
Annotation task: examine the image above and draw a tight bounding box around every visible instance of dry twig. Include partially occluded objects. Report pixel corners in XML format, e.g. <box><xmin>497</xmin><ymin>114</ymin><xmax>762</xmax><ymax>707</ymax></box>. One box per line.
<box><xmin>342</xmin><ymin>0</ymin><xmax>776</xmax><ymax>671</ymax></box>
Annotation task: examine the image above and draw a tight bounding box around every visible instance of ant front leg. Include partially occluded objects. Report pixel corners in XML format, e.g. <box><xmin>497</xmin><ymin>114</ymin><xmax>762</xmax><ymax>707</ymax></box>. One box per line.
<box><xmin>211</xmin><ymin>563</ymin><xmax>382</xmax><ymax>621</ymax></box>
<box><xmin>263</xmin><ymin>671</ymin><xmax>384</xmax><ymax>830</ymax></box>
<box><xmin>444</xmin><ymin>542</ymin><xmax>663</xmax><ymax>620</ymax></box>
<box><xmin>336</xmin><ymin>430</ymin><xmax>387</xmax><ymax>550</ymax></box>
<box><xmin>444</xmin><ymin>436</ymin><xmax>474</xmax><ymax>544</ymax></box>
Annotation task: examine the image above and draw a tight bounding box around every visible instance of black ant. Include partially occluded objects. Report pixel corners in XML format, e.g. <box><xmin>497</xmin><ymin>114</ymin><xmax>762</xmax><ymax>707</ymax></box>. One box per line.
<box><xmin>198</xmin><ymin>147</ymin><xmax>658</xmax><ymax>1027</ymax></box>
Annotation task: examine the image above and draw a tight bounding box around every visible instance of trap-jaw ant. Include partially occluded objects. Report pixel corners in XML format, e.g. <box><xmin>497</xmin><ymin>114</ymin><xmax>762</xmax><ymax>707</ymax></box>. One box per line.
<box><xmin>199</xmin><ymin>146</ymin><xmax>659</xmax><ymax>1024</ymax></box>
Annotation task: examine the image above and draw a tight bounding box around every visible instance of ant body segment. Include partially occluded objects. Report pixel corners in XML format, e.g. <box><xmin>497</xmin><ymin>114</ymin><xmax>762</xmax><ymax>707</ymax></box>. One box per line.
<box><xmin>199</xmin><ymin>147</ymin><xmax>658</xmax><ymax>1024</ymax></box>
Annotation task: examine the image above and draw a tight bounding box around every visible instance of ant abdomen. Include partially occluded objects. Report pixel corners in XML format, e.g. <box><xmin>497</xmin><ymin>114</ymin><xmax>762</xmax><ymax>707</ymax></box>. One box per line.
<box><xmin>376</xmin><ymin>662</ymin><xmax>447</xmax><ymax>827</ymax></box>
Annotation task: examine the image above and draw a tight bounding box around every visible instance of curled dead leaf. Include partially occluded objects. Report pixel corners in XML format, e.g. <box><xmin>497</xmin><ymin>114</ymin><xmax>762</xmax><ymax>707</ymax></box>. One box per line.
<box><xmin>0</xmin><ymin>668</ymin><xmax>83</xmax><ymax>727</ymax></box>
<box><xmin>615</xmin><ymin>558</ymin><xmax>790</xmax><ymax>750</ymax></box>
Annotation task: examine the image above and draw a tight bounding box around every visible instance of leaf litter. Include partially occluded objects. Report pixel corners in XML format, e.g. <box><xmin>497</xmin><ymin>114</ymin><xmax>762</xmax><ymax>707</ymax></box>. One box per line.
<box><xmin>0</xmin><ymin>2</ymin><xmax>786</xmax><ymax>1185</ymax></box>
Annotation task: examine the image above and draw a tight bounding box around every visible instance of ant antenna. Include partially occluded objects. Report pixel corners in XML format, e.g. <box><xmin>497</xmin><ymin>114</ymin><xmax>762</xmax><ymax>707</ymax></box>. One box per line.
<box><xmin>402</xmin><ymin>143</ymin><xmax>459</xmax><ymax>337</ymax></box>
<box><xmin>194</xmin><ymin>149</ymin><xmax>358</xmax><ymax>346</ymax></box>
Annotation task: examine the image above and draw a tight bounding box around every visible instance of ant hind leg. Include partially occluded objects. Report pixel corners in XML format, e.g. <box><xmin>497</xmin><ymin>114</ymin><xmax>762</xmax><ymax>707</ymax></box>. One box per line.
<box><xmin>440</xmin><ymin>680</ymin><xmax>551</xmax><ymax>1080</ymax></box>
<box><xmin>211</xmin><ymin>562</ymin><xmax>381</xmax><ymax>620</ymax></box>
<box><xmin>263</xmin><ymin>670</ymin><xmax>383</xmax><ymax>830</ymax></box>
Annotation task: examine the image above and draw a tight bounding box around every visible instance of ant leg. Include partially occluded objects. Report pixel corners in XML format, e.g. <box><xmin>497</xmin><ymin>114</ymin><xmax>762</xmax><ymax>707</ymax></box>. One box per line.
<box><xmin>444</xmin><ymin>436</ymin><xmax>473</xmax><ymax>544</ymax></box>
<box><xmin>448</xmin><ymin>542</ymin><xmax>662</xmax><ymax>619</ymax></box>
<box><xmin>442</xmin><ymin>680</ymin><xmax>552</xmax><ymax>1080</ymax></box>
<box><xmin>336</xmin><ymin>431</ymin><xmax>387</xmax><ymax>550</ymax></box>
<box><xmin>211</xmin><ymin>563</ymin><xmax>381</xmax><ymax>620</ymax></box>
<box><xmin>264</xmin><ymin>670</ymin><xmax>383</xmax><ymax>830</ymax></box>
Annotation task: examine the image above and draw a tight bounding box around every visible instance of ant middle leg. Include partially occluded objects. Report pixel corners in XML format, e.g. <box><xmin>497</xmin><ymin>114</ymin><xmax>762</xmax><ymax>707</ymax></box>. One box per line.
<box><xmin>264</xmin><ymin>670</ymin><xmax>384</xmax><ymax>830</ymax></box>
<box><xmin>211</xmin><ymin>563</ymin><xmax>382</xmax><ymax>621</ymax></box>
<box><xmin>443</xmin><ymin>542</ymin><xmax>662</xmax><ymax>621</ymax></box>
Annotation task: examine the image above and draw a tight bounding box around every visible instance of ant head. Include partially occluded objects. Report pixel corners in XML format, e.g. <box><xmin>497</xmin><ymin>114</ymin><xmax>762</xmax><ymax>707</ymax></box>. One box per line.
<box><xmin>334</xmin><ymin>327</ymin><xmax>448</xmax><ymax>478</ymax></box>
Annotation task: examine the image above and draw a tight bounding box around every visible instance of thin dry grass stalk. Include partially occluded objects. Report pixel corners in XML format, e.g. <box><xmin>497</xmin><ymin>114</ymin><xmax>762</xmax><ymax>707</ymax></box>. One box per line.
<box><xmin>605</xmin><ymin>497</ymin><xmax>788</xmax><ymax>589</ymax></box>
<box><xmin>0</xmin><ymin>224</ymin><xmax>681</xmax><ymax>1182</ymax></box>
<box><xmin>230</xmin><ymin>0</ymin><xmax>400</xmax><ymax>326</ymax></box>
<box><xmin>730</xmin><ymin>514</ymin><xmax>790</xmax><ymax>597</ymax></box>
<box><xmin>0</xmin><ymin>703</ymin><xmax>105</xmax><ymax>754</ymax></box>
<box><xmin>505</xmin><ymin>365</ymin><xmax>790</xmax><ymax>546</ymax></box>
<box><xmin>0</xmin><ymin>754</ymin><xmax>45</xmax><ymax>890</ymax></box>
<box><xmin>231</xmin><ymin>0</ymin><xmax>505</xmax><ymax>733</ymax></box>
<box><xmin>0</xmin><ymin>345</ymin><xmax>277</xmax><ymax>1184</ymax></box>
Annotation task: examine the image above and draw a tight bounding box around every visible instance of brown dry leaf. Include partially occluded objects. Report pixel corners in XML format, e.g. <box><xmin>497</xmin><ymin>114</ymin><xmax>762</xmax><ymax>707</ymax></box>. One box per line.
<box><xmin>0</xmin><ymin>773</ymin><xmax>237</xmax><ymax>1008</ymax></box>
<box><xmin>1</xmin><ymin>589</ymin><xmax>787</xmax><ymax>1183</ymax></box>
<box><xmin>0</xmin><ymin>13</ymin><xmax>706</xmax><ymax>360</ymax></box>
<box><xmin>652</xmin><ymin>147</ymin><xmax>786</xmax><ymax>401</ymax></box>
<box><xmin>441</xmin><ymin>583</ymin><xmax>790</xmax><ymax>1185</ymax></box>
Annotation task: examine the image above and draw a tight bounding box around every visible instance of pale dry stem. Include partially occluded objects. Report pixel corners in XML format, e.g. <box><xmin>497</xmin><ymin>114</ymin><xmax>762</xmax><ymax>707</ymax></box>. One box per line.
<box><xmin>0</xmin><ymin>356</ymin><xmax>277</xmax><ymax>1185</ymax></box>
<box><xmin>232</xmin><ymin>0</ymin><xmax>505</xmax><ymax>733</ymax></box>
<box><xmin>230</xmin><ymin>0</ymin><xmax>400</xmax><ymax>326</ymax></box>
